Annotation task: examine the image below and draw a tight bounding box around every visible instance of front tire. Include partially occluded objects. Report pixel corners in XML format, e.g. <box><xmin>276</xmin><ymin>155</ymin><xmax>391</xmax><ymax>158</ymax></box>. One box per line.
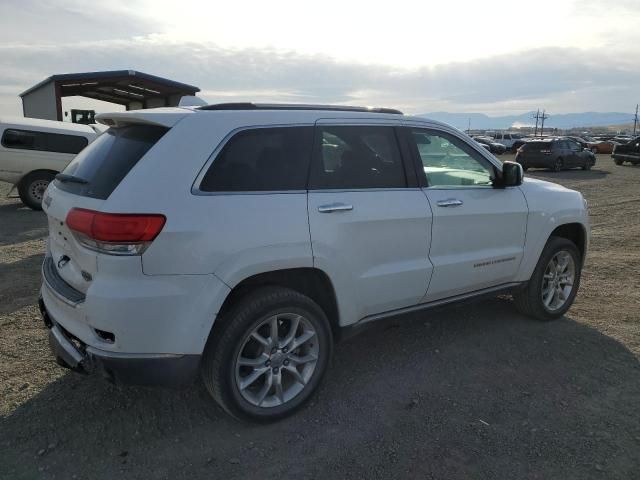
<box><xmin>513</xmin><ymin>237</ymin><xmax>582</xmax><ymax>321</ymax></box>
<box><xmin>201</xmin><ymin>286</ymin><xmax>333</xmax><ymax>422</ymax></box>
<box><xmin>18</xmin><ymin>171</ymin><xmax>55</xmax><ymax>210</ymax></box>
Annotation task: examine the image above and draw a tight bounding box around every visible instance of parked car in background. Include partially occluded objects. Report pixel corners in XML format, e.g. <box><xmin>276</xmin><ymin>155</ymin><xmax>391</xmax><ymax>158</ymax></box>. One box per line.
<box><xmin>491</xmin><ymin>132</ymin><xmax>525</xmax><ymax>152</ymax></box>
<box><xmin>586</xmin><ymin>139</ymin><xmax>620</xmax><ymax>154</ymax></box>
<box><xmin>512</xmin><ymin>138</ymin><xmax>530</xmax><ymax>152</ymax></box>
<box><xmin>472</xmin><ymin>136</ymin><xmax>506</xmax><ymax>154</ymax></box>
<box><xmin>516</xmin><ymin>138</ymin><xmax>596</xmax><ymax>171</ymax></box>
<box><xmin>612</xmin><ymin>136</ymin><xmax>640</xmax><ymax>165</ymax></box>
<box><xmin>39</xmin><ymin>103</ymin><xmax>589</xmax><ymax>421</ymax></box>
<box><xmin>0</xmin><ymin>117</ymin><xmax>97</xmax><ymax>209</ymax></box>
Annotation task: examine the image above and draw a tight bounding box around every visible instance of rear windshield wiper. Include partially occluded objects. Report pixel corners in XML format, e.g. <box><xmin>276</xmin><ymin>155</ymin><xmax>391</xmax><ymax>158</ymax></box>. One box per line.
<box><xmin>55</xmin><ymin>173</ymin><xmax>89</xmax><ymax>184</ymax></box>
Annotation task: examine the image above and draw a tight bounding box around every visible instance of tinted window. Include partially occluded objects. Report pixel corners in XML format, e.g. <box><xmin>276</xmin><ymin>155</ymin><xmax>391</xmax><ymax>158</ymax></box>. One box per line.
<box><xmin>523</xmin><ymin>141</ymin><xmax>552</xmax><ymax>151</ymax></box>
<box><xmin>310</xmin><ymin>126</ymin><xmax>406</xmax><ymax>189</ymax></box>
<box><xmin>568</xmin><ymin>141</ymin><xmax>581</xmax><ymax>151</ymax></box>
<box><xmin>410</xmin><ymin>129</ymin><xmax>493</xmax><ymax>187</ymax></box>
<box><xmin>200</xmin><ymin>127</ymin><xmax>313</xmax><ymax>192</ymax></box>
<box><xmin>55</xmin><ymin>125</ymin><xmax>168</xmax><ymax>200</ymax></box>
<box><xmin>1</xmin><ymin>128</ymin><xmax>88</xmax><ymax>154</ymax></box>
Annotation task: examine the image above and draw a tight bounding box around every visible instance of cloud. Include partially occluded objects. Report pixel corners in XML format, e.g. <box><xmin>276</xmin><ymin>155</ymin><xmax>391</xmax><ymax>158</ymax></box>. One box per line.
<box><xmin>1</xmin><ymin>37</ymin><xmax>638</xmax><ymax>117</ymax></box>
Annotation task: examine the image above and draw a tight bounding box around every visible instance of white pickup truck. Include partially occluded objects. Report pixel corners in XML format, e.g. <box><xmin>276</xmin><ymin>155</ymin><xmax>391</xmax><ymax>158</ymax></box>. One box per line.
<box><xmin>0</xmin><ymin>116</ymin><xmax>97</xmax><ymax>209</ymax></box>
<box><xmin>39</xmin><ymin>103</ymin><xmax>590</xmax><ymax>421</ymax></box>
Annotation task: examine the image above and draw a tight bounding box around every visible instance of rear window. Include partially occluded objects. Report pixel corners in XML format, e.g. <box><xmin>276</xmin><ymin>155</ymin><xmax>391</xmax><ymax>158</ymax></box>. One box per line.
<box><xmin>1</xmin><ymin>128</ymin><xmax>88</xmax><ymax>154</ymax></box>
<box><xmin>55</xmin><ymin>124</ymin><xmax>168</xmax><ymax>200</ymax></box>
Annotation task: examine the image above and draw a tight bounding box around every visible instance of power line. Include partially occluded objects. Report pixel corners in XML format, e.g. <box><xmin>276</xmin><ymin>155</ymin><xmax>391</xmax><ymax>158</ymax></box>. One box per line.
<box><xmin>540</xmin><ymin>109</ymin><xmax>549</xmax><ymax>136</ymax></box>
<box><xmin>532</xmin><ymin>109</ymin><xmax>549</xmax><ymax>136</ymax></box>
<box><xmin>532</xmin><ymin>109</ymin><xmax>540</xmax><ymax>136</ymax></box>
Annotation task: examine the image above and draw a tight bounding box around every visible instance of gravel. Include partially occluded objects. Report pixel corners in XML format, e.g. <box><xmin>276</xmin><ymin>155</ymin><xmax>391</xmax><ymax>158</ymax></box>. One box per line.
<box><xmin>1</xmin><ymin>154</ymin><xmax>639</xmax><ymax>479</ymax></box>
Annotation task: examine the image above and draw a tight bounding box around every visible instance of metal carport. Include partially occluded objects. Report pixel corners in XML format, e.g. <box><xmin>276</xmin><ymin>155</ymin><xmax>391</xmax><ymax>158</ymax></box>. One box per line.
<box><xmin>20</xmin><ymin>70</ymin><xmax>200</xmax><ymax>121</ymax></box>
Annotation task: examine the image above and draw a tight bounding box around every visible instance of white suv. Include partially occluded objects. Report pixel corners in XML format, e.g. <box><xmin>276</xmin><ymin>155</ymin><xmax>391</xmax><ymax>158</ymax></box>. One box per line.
<box><xmin>39</xmin><ymin>104</ymin><xmax>589</xmax><ymax>421</ymax></box>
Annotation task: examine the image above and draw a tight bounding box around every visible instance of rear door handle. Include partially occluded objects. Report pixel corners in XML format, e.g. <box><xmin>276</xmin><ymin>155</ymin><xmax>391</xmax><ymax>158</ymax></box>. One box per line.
<box><xmin>436</xmin><ymin>199</ymin><xmax>463</xmax><ymax>207</ymax></box>
<box><xmin>318</xmin><ymin>202</ymin><xmax>353</xmax><ymax>213</ymax></box>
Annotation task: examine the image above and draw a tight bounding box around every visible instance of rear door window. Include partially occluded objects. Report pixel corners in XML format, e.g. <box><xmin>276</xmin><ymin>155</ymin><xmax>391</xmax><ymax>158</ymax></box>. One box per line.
<box><xmin>309</xmin><ymin>126</ymin><xmax>406</xmax><ymax>189</ymax></box>
<box><xmin>55</xmin><ymin>124</ymin><xmax>168</xmax><ymax>199</ymax></box>
<box><xmin>199</xmin><ymin>126</ymin><xmax>313</xmax><ymax>192</ymax></box>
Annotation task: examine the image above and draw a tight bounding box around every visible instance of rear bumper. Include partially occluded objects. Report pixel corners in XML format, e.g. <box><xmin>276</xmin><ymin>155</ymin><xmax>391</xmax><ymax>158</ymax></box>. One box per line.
<box><xmin>40</xmin><ymin>296</ymin><xmax>200</xmax><ymax>386</ymax></box>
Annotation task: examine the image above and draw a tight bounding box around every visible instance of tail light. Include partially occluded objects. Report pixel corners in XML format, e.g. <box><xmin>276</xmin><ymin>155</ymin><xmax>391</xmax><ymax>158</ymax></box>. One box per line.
<box><xmin>66</xmin><ymin>208</ymin><xmax>166</xmax><ymax>255</ymax></box>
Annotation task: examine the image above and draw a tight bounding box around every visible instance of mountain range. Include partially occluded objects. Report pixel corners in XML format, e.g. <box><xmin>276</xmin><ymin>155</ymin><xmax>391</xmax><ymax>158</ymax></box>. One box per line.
<box><xmin>419</xmin><ymin>111</ymin><xmax>635</xmax><ymax>130</ymax></box>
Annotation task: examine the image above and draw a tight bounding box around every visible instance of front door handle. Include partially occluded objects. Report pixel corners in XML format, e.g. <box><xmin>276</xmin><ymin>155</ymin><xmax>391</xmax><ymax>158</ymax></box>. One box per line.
<box><xmin>318</xmin><ymin>202</ymin><xmax>354</xmax><ymax>213</ymax></box>
<box><xmin>436</xmin><ymin>198</ymin><xmax>464</xmax><ymax>207</ymax></box>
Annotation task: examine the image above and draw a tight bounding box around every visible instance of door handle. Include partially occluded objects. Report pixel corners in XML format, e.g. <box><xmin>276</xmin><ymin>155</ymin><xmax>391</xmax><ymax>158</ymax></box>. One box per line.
<box><xmin>436</xmin><ymin>199</ymin><xmax>464</xmax><ymax>207</ymax></box>
<box><xmin>318</xmin><ymin>202</ymin><xmax>354</xmax><ymax>213</ymax></box>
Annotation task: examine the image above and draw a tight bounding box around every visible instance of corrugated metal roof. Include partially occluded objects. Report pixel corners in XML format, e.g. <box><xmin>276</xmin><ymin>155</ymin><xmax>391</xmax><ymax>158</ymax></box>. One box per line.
<box><xmin>20</xmin><ymin>70</ymin><xmax>200</xmax><ymax>97</ymax></box>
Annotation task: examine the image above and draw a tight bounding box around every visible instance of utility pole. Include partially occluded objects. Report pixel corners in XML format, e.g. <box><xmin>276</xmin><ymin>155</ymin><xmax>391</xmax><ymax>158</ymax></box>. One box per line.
<box><xmin>539</xmin><ymin>110</ymin><xmax>549</xmax><ymax>136</ymax></box>
<box><xmin>467</xmin><ymin>118</ymin><xmax>471</xmax><ymax>134</ymax></box>
<box><xmin>532</xmin><ymin>109</ymin><xmax>540</xmax><ymax>136</ymax></box>
<box><xmin>633</xmin><ymin>104</ymin><xmax>638</xmax><ymax>136</ymax></box>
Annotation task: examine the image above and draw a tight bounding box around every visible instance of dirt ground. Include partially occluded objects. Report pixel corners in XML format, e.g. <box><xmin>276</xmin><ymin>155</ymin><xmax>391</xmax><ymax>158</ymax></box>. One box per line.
<box><xmin>1</xmin><ymin>154</ymin><xmax>639</xmax><ymax>479</ymax></box>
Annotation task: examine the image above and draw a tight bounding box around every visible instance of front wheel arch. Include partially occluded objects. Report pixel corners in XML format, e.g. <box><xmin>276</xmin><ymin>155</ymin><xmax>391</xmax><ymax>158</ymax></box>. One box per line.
<box><xmin>549</xmin><ymin>223</ymin><xmax>587</xmax><ymax>262</ymax></box>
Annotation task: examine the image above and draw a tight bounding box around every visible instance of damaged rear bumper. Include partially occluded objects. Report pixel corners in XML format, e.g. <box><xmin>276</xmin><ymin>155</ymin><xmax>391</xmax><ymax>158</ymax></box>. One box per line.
<box><xmin>39</xmin><ymin>296</ymin><xmax>200</xmax><ymax>387</ymax></box>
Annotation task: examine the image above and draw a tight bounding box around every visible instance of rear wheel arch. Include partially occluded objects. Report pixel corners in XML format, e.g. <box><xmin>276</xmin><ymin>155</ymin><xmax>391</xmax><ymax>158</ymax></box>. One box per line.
<box><xmin>18</xmin><ymin>169</ymin><xmax>58</xmax><ymax>187</ymax></box>
<box><xmin>211</xmin><ymin>267</ymin><xmax>341</xmax><ymax>341</ymax></box>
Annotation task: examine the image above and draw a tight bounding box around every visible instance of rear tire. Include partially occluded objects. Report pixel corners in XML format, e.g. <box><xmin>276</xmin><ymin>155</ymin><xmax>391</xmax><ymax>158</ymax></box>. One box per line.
<box><xmin>552</xmin><ymin>158</ymin><xmax>564</xmax><ymax>172</ymax></box>
<box><xmin>590</xmin><ymin>147</ymin><xmax>598</xmax><ymax>154</ymax></box>
<box><xmin>613</xmin><ymin>158</ymin><xmax>624</xmax><ymax>166</ymax></box>
<box><xmin>513</xmin><ymin>237</ymin><xmax>582</xmax><ymax>321</ymax></box>
<box><xmin>18</xmin><ymin>171</ymin><xmax>55</xmax><ymax>210</ymax></box>
<box><xmin>201</xmin><ymin>286</ymin><xmax>333</xmax><ymax>422</ymax></box>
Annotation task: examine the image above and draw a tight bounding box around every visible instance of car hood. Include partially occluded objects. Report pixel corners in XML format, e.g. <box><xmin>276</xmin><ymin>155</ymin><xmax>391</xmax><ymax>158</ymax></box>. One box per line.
<box><xmin>519</xmin><ymin>176</ymin><xmax>586</xmax><ymax>211</ymax></box>
<box><xmin>521</xmin><ymin>176</ymin><xmax>574</xmax><ymax>192</ymax></box>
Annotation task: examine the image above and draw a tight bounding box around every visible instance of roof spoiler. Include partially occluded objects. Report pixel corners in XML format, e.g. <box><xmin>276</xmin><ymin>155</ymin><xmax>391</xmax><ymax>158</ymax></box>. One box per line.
<box><xmin>95</xmin><ymin>109</ymin><xmax>192</xmax><ymax>128</ymax></box>
<box><xmin>178</xmin><ymin>95</ymin><xmax>207</xmax><ymax>107</ymax></box>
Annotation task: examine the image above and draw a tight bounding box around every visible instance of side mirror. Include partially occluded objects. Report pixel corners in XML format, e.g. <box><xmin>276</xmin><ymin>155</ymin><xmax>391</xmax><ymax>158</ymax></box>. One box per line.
<box><xmin>495</xmin><ymin>161</ymin><xmax>523</xmax><ymax>188</ymax></box>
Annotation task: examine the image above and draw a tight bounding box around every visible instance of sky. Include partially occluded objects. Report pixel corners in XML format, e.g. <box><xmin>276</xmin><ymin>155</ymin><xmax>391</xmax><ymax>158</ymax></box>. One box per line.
<box><xmin>1</xmin><ymin>0</ymin><xmax>639</xmax><ymax>118</ymax></box>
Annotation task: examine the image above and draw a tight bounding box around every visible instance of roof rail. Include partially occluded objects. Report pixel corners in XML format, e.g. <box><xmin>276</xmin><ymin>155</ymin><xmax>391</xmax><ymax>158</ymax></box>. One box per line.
<box><xmin>197</xmin><ymin>103</ymin><xmax>403</xmax><ymax>115</ymax></box>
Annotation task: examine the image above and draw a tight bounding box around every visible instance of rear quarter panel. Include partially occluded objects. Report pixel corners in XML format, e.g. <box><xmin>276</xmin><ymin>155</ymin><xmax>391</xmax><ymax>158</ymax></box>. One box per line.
<box><xmin>0</xmin><ymin>148</ymin><xmax>72</xmax><ymax>184</ymax></box>
<box><xmin>106</xmin><ymin>113</ymin><xmax>314</xmax><ymax>283</ymax></box>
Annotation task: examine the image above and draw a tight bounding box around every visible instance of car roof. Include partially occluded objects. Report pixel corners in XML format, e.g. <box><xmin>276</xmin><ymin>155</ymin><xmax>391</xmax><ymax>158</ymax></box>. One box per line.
<box><xmin>95</xmin><ymin>104</ymin><xmax>454</xmax><ymax>131</ymax></box>
<box><xmin>0</xmin><ymin>116</ymin><xmax>96</xmax><ymax>136</ymax></box>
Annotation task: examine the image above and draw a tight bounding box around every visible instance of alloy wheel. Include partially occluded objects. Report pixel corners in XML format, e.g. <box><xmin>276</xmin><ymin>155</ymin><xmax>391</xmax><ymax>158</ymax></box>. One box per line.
<box><xmin>234</xmin><ymin>313</ymin><xmax>319</xmax><ymax>408</ymax></box>
<box><xmin>541</xmin><ymin>251</ymin><xmax>576</xmax><ymax>312</ymax></box>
